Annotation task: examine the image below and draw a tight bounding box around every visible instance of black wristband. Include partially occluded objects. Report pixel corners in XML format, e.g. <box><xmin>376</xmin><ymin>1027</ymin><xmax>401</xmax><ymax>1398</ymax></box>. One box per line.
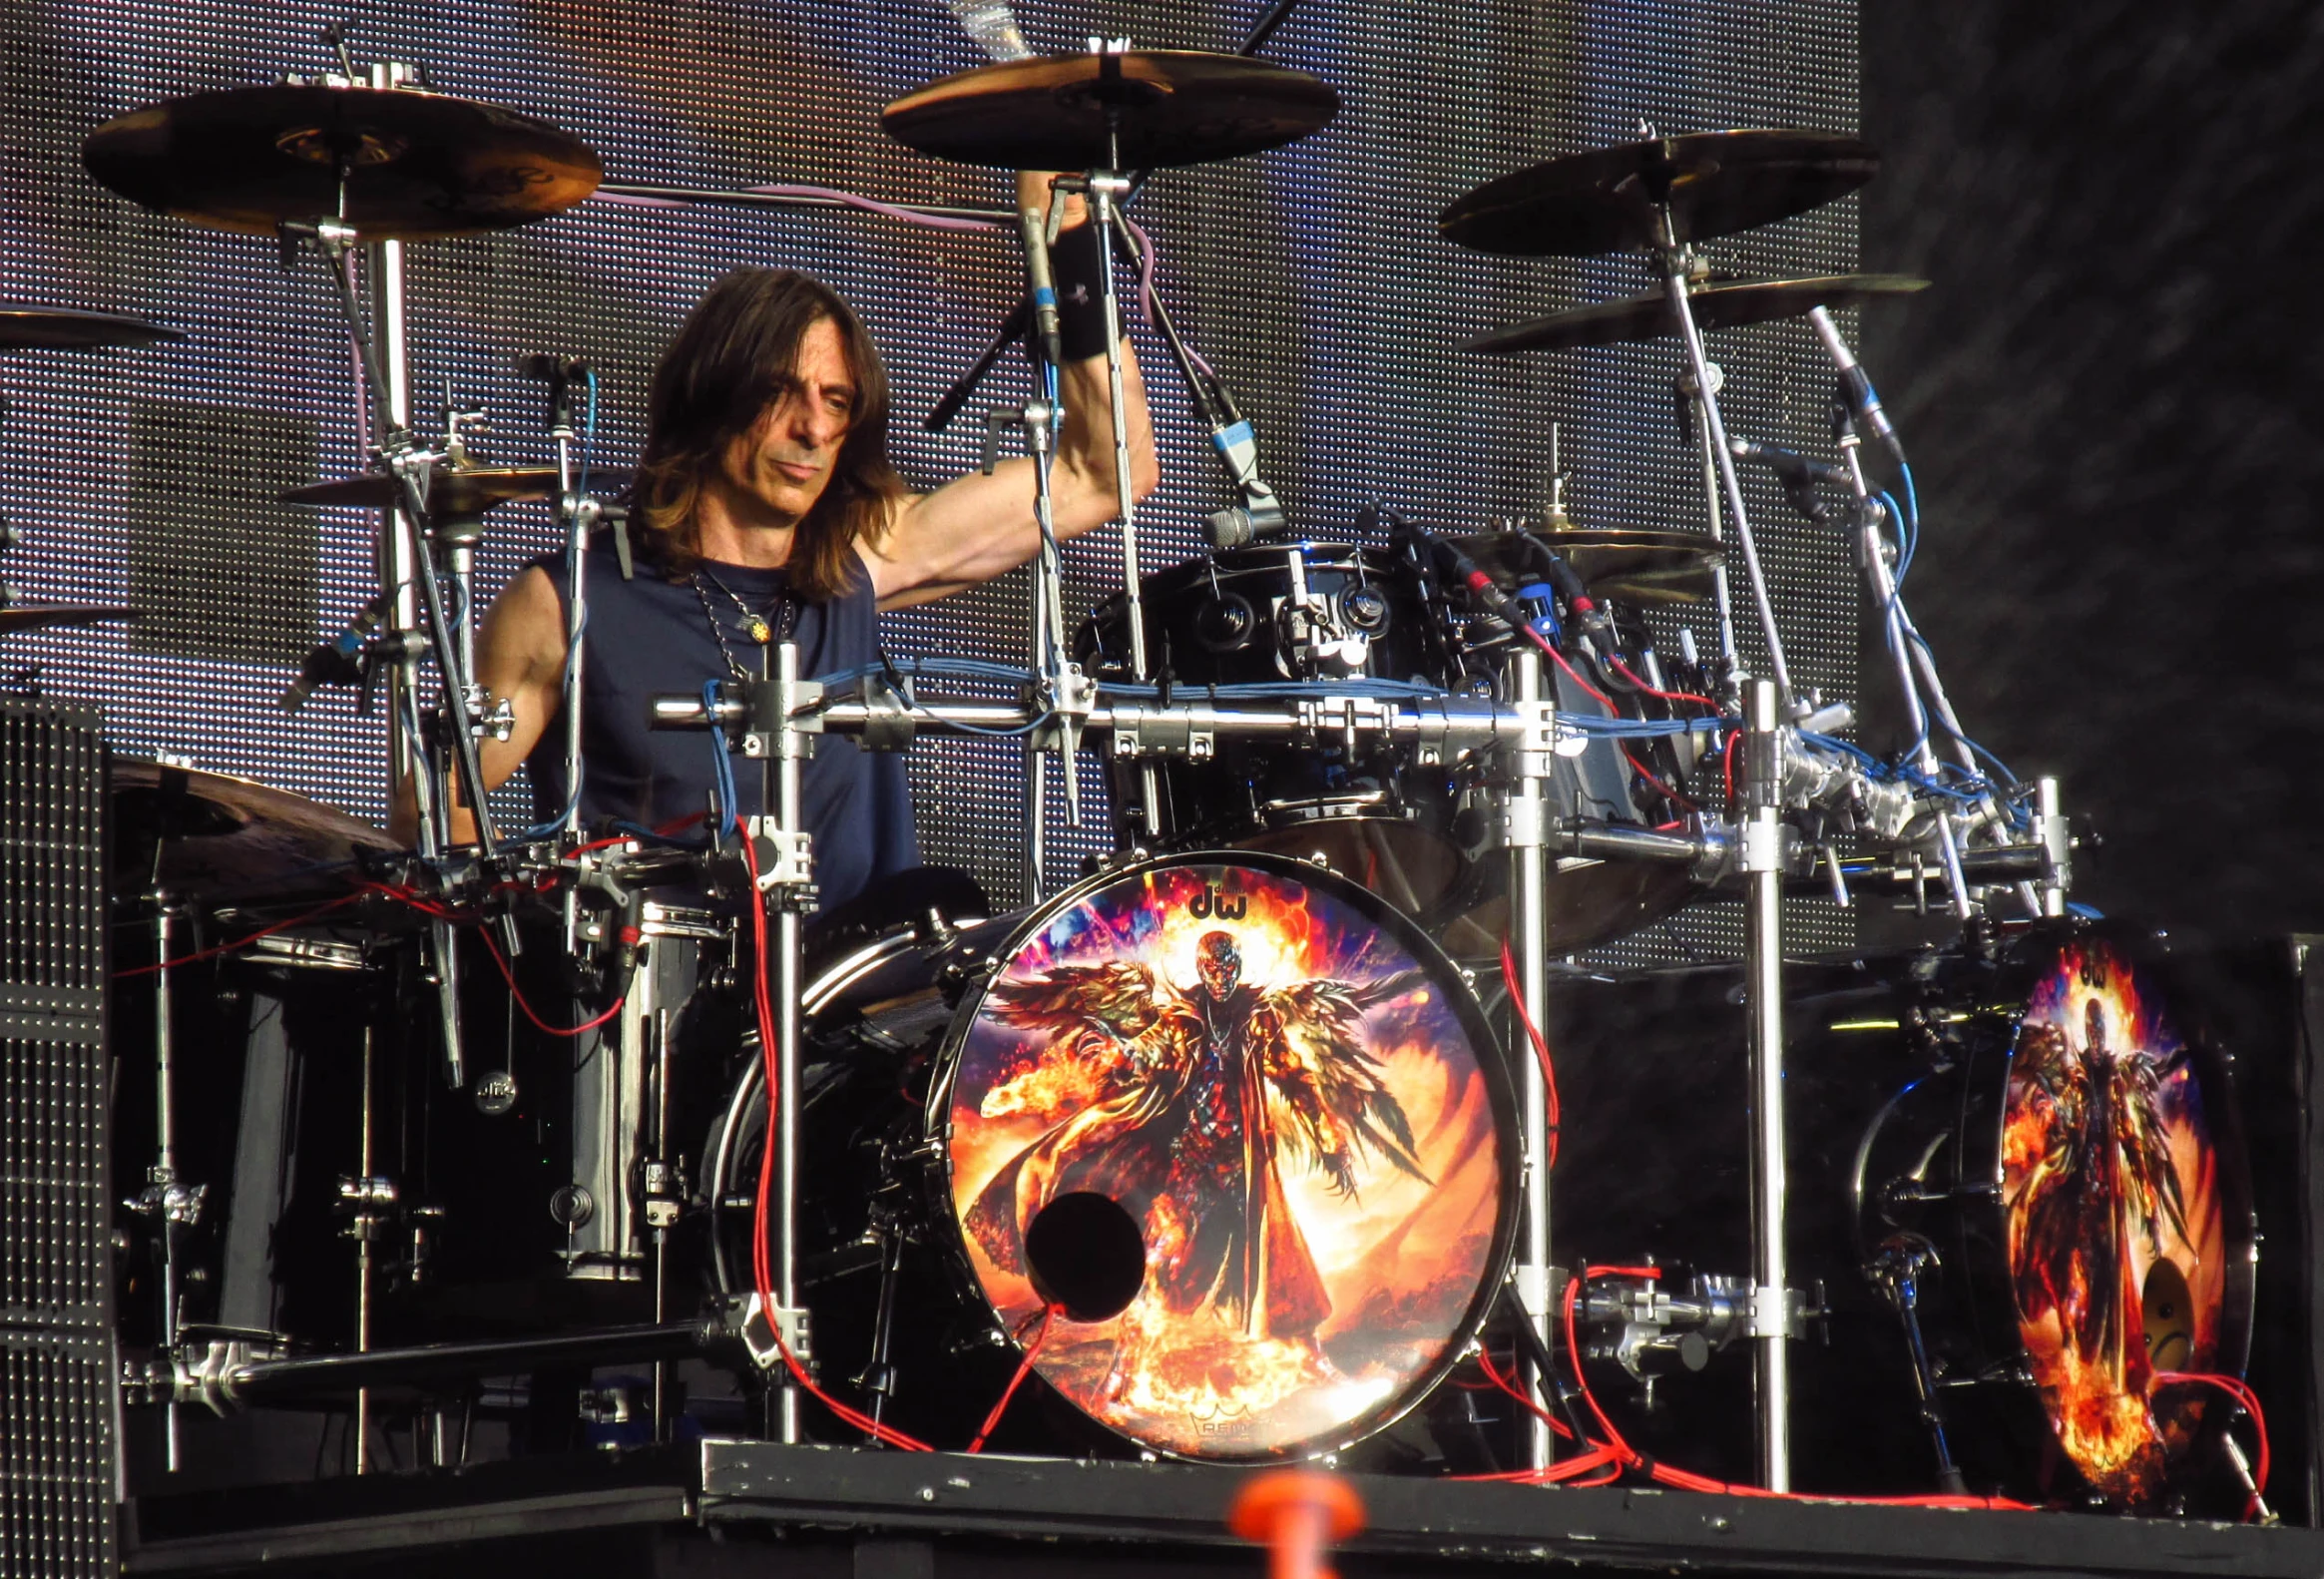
<box><xmin>1049</xmin><ymin>223</ymin><xmax>1115</xmax><ymax>362</ymax></box>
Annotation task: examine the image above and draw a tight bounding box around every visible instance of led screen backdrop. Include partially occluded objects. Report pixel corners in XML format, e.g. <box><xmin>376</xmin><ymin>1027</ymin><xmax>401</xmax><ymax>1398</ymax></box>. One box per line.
<box><xmin>0</xmin><ymin>0</ymin><xmax>1857</xmax><ymax>953</ymax></box>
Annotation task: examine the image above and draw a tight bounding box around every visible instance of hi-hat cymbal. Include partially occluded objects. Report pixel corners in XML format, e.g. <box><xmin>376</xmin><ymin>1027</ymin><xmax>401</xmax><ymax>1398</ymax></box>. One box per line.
<box><xmin>281</xmin><ymin>464</ymin><xmax>633</xmax><ymax>513</ymax></box>
<box><xmin>84</xmin><ymin>83</ymin><xmax>602</xmax><ymax>241</ymax></box>
<box><xmin>881</xmin><ymin>50</ymin><xmax>1338</xmax><ymax>171</ymax></box>
<box><xmin>0</xmin><ymin>603</ymin><xmax>140</xmax><ymax>635</ymax></box>
<box><xmin>0</xmin><ymin>306</ymin><xmax>184</xmax><ymax>351</ymax></box>
<box><xmin>1462</xmin><ymin>273</ymin><xmax>1929</xmax><ymax>356</ymax></box>
<box><xmin>1447</xmin><ymin>527</ymin><xmax>1722</xmax><ymax>606</ymax></box>
<box><xmin>110</xmin><ymin>758</ymin><xmax>399</xmax><ymax>907</ymax></box>
<box><xmin>1440</xmin><ymin>129</ymin><xmax>1877</xmax><ymax>258</ymax></box>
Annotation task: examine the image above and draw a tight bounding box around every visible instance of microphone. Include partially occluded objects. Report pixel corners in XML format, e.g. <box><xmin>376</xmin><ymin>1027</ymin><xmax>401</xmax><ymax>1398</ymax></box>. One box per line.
<box><xmin>1017</xmin><ymin>209</ymin><xmax>1066</xmax><ymax>371</ymax></box>
<box><xmin>1198</xmin><ymin>376</ymin><xmax>1286</xmax><ymax>547</ymax></box>
<box><xmin>515</xmin><ymin>352</ymin><xmax>590</xmax><ymax>382</ymax></box>
<box><xmin>279</xmin><ymin>593</ymin><xmax>391</xmax><ymax>713</ymax></box>
<box><xmin>1387</xmin><ymin>510</ymin><xmax>1529</xmax><ymax>633</ymax></box>
<box><xmin>1806</xmin><ymin>305</ymin><xmax>1905</xmax><ymax>467</ymax></box>
<box><xmin>1728</xmin><ymin>435</ymin><xmax>1849</xmax><ymax>487</ymax></box>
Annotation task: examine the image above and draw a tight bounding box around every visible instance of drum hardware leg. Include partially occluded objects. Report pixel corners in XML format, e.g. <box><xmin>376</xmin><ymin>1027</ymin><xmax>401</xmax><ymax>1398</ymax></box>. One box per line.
<box><xmin>1500</xmin><ymin>647</ymin><xmax>1556</xmax><ymax>1470</ymax></box>
<box><xmin>126</xmin><ymin>897</ymin><xmax>208</xmax><ymax>1472</ymax></box>
<box><xmin>2035</xmin><ymin>777</ymin><xmax>2072</xmax><ymax>917</ymax></box>
<box><xmin>1866</xmin><ymin>1234</ymin><xmax>1969</xmax><ymax>1496</ymax></box>
<box><xmin>648</xmin><ymin>1003</ymin><xmax>680</xmax><ymax>1443</ymax></box>
<box><xmin>858</xmin><ymin>1228</ymin><xmax>910</xmax><ymax>1433</ymax></box>
<box><xmin>1739</xmin><ymin>678</ymin><xmax>1794</xmax><ymax>1490</ymax></box>
<box><xmin>1649</xmin><ymin>213</ymin><xmax>1793</xmax><ymax>706</ymax></box>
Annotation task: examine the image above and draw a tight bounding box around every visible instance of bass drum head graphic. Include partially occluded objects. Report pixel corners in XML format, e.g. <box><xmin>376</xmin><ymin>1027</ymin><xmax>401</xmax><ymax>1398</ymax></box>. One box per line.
<box><xmin>936</xmin><ymin>851</ymin><xmax>1519</xmax><ymax>1460</ymax></box>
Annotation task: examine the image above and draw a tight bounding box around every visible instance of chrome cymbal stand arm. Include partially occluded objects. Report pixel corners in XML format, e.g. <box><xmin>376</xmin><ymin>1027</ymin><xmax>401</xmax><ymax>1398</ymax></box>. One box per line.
<box><xmin>134</xmin><ymin>898</ymin><xmax>203</xmax><ymax>1471</ymax></box>
<box><xmin>1684</xmin><ymin>373</ymin><xmax>1742</xmax><ymax>694</ymax></box>
<box><xmin>1084</xmin><ymin>84</ymin><xmax>1163</xmax><ymax>838</ymax></box>
<box><xmin>1010</xmin><ymin>201</ymin><xmax>1074</xmax><ymax>899</ymax></box>
<box><xmin>1740</xmin><ymin>678</ymin><xmax>1795</xmax><ymax>1489</ymax></box>
<box><xmin>1652</xmin><ymin>215</ymin><xmax>1792</xmax><ymax>704</ymax></box>
<box><xmin>1502</xmin><ymin>647</ymin><xmax>1556</xmax><ymax>1470</ymax></box>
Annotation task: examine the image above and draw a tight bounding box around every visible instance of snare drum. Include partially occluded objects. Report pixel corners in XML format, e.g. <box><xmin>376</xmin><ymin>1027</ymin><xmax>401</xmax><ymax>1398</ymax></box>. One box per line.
<box><xmin>704</xmin><ymin>851</ymin><xmax>1521</xmax><ymax>1459</ymax></box>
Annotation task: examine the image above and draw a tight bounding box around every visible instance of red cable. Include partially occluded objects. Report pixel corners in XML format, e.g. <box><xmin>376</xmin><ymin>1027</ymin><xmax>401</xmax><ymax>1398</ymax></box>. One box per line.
<box><xmin>737</xmin><ymin>825</ymin><xmax>932</xmax><ymax>1451</ymax></box>
<box><xmin>968</xmin><ymin>1305</ymin><xmax>1060</xmax><ymax>1453</ymax></box>
<box><xmin>2154</xmin><ymin>1370</ymin><xmax>2269</xmax><ymax>1520</ymax></box>
<box><xmin>112</xmin><ymin>891</ymin><xmax>367</xmax><ymax>978</ymax></box>
<box><xmin>1722</xmin><ymin>730</ymin><xmax>1740</xmax><ymax>807</ymax></box>
<box><xmin>474</xmin><ymin>925</ymin><xmax>627</xmax><ymax>1037</ymax></box>
<box><xmin>1606</xmin><ymin>657</ymin><xmax>1717</xmax><ymax>709</ymax></box>
<box><xmin>1515</xmin><ymin>623</ymin><xmax>1696</xmax><ymax>811</ymax></box>
<box><xmin>1498</xmin><ymin>938</ymin><xmax>1560</xmax><ymax>1170</ymax></box>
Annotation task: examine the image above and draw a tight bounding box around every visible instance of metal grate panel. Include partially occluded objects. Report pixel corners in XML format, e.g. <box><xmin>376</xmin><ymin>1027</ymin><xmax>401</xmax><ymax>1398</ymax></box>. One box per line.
<box><xmin>0</xmin><ymin>702</ymin><xmax>113</xmax><ymax>1579</ymax></box>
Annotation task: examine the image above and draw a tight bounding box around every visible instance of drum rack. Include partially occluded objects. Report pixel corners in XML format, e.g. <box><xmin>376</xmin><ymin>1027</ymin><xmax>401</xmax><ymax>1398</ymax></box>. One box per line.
<box><xmin>652</xmin><ymin>643</ymin><xmax>2069</xmax><ymax>1480</ymax></box>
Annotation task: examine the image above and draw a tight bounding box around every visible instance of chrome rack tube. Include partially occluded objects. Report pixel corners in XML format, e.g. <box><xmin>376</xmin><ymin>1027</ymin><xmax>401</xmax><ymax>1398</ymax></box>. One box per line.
<box><xmin>1740</xmin><ymin>678</ymin><xmax>1794</xmax><ymax>1489</ymax></box>
<box><xmin>743</xmin><ymin>641</ymin><xmax>820</xmax><ymax>1443</ymax></box>
<box><xmin>1501</xmin><ymin>647</ymin><xmax>1556</xmax><ymax>1470</ymax></box>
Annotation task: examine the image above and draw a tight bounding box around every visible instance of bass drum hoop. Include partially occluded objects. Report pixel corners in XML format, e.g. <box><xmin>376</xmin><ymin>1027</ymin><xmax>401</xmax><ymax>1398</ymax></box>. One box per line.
<box><xmin>703</xmin><ymin>850</ymin><xmax>1524</xmax><ymax>1462</ymax></box>
<box><xmin>1850</xmin><ymin>922</ymin><xmax>2257</xmax><ymax>1505</ymax></box>
<box><xmin>923</xmin><ymin>848</ymin><xmax>1524</xmax><ymax>1463</ymax></box>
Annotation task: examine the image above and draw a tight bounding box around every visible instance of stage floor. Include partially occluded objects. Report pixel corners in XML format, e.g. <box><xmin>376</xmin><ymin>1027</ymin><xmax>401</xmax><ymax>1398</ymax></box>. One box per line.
<box><xmin>122</xmin><ymin>1439</ymin><xmax>2324</xmax><ymax>1579</ymax></box>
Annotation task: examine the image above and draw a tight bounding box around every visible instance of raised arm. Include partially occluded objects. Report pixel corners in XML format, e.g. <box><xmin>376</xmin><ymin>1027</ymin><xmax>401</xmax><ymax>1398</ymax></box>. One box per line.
<box><xmin>860</xmin><ymin>170</ymin><xmax>1162</xmax><ymax>610</ymax></box>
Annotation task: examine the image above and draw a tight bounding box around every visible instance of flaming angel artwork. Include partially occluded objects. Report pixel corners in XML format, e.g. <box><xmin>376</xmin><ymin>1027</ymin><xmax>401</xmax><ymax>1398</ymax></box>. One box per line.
<box><xmin>964</xmin><ymin>929</ymin><xmax>1430</xmax><ymax>1343</ymax></box>
<box><xmin>946</xmin><ymin>860</ymin><xmax>1508</xmax><ymax>1458</ymax></box>
<box><xmin>2002</xmin><ymin>938</ymin><xmax>2228</xmax><ymax>1502</ymax></box>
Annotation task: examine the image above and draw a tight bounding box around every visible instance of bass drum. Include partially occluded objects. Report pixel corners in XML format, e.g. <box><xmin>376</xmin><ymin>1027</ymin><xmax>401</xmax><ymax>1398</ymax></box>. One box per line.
<box><xmin>1539</xmin><ymin>922</ymin><xmax>2256</xmax><ymax>1511</ymax></box>
<box><xmin>706</xmin><ymin>851</ymin><xmax>1521</xmax><ymax>1460</ymax></box>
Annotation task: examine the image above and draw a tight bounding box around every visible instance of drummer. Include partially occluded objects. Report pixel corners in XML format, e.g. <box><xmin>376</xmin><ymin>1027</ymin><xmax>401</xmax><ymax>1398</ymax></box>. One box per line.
<box><xmin>394</xmin><ymin>171</ymin><xmax>1159</xmax><ymax>913</ymax></box>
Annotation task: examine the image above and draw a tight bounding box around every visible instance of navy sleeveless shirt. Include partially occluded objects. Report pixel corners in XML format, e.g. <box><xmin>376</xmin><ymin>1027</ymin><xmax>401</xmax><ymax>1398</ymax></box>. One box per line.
<box><xmin>523</xmin><ymin>540</ymin><xmax>919</xmax><ymax>913</ymax></box>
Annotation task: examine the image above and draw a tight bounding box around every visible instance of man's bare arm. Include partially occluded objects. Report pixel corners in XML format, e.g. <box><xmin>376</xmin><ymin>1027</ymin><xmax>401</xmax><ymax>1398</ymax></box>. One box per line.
<box><xmin>387</xmin><ymin>565</ymin><xmax>567</xmax><ymax>843</ymax></box>
<box><xmin>862</xmin><ymin>173</ymin><xmax>1162</xmax><ymax>610</ymax></box>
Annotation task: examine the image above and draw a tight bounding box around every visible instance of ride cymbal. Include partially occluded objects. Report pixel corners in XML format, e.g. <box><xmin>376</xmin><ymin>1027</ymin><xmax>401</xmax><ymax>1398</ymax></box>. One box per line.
<box><xmin>1446</xmin><ymin>526</ymin><xmax>1722</xmax><ymax>606</ymax></box>
<box><xmin>281</xmin><ymin>464</ymin><xmax>632</xmax><ymax>513</ymax></box>
<box><xmin>0</xmin><ymin>306</ymin><xmax>184</xmax><ymax>350</ymax></box>
<box><xmin>0</xmin><ymin>604</ymin><xmax>139</xmax><ymax>635</ymax></box>
<box><xmin>1440</xmin><ymin>129</ymin><xmax>1877</xmax><ymax>258</ymax></box>
<box><xmin>84</xmin><ymin>83</ymin><xmax>602</xmax><ymax>241</ymax></box>
<box><xmin>882</xmin><ymin>50</ymin><xmax>1337</xmax><ymax>170</ymax></box>
<box><xmin>1462</xmin><ymin>273</ymin><xmax>1928</xmax><ymax>356</ymax></box>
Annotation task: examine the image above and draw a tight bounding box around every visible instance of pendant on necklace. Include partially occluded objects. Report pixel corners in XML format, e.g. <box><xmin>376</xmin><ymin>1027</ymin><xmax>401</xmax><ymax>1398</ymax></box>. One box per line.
<box><xmin>744</xmin><ymin>616</ymin><xmax>772</xmax><ymax>644</ymax></box>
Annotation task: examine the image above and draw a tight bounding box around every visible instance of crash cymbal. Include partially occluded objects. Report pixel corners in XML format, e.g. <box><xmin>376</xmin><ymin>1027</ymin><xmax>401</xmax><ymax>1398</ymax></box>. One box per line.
<box><xmin>281</xmin><ymin>464</ymin><xmax>632</xmax><ymax>513</ymax></box>
<box><xmin>882</xmin><ymin>50</ymin><xmax>1337</xmax><ymax>171</ymax></box>
<box><xmin>1440</xmin><ymin>129</ymin><xmax>1877</xmax><ymax>259</ymax></box>
<box><xmin>1447</xmin><ymin>526</ymin><xmax>1722</xmax><ymax>606</ymax></box>
<box><xmin>84</xmin><ymin>83</ymin><xmax>602</xmax><ymax>241</ymax></box>
<box><xmin>0</xmin><ymin>603</ymin><xmax>139</xmax><ymax>635</ymax></box>
<box><xmin>1462</xmin><ymin>273</ymin><xmax>1928</xmax><ymax>356</ymax></box>
<box><xmin>111</xmin><ymin>757</ymin><xmax>398</xmax><ymax>907</ymax></box>
<box><xmin>0</xmin><ymin>305</ymin><xmax>184</xmax><ymax>350</ymax></box>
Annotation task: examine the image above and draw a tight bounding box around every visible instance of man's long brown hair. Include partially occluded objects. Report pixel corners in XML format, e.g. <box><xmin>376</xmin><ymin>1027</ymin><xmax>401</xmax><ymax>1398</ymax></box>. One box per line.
<box><xmin>632</xmin><ymin>268</ymin><xmax>904</xmax><ymax>601</ymax></box>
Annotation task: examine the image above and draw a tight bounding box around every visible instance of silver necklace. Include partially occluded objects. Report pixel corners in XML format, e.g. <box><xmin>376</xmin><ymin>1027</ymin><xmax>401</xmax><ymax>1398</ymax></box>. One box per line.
<box><xmin>693</xmin><ymin>568</ymin><xmax>796</xmax><ymax>683</ymax></box>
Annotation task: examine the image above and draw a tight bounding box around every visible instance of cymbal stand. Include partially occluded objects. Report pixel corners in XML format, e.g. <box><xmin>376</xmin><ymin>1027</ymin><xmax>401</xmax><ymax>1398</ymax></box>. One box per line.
<box><xmin>1679</xmin><ymin>369</ymin><xmax>1742</xmax><ymax>694</ymax></box>
<box><xmin>1068</xmin><ymin>53</ymin><xmax>1162</xmax><ymax>837</ymax></box>
<box><xmin>1647</xmin><ymin>210</ymin><xmax>1793</xmax><ymax>706</ymax></box>
<box><xmin>1500</xmin><ymin>647</ymin><xmax>1556</xmax><ymax>1470</ymax></box>
<box><xmin>129</xmin><ymin>896</ymin><xmax>205</xmax><ymax>1471</ymax></box>
<box><xmin>284</xmin><ymin>186</ymin><xmax>517</xmax><ymax>1086</ymax></box>
<box><xmin>1001</xmin><ymin>200</ymin><xmax>1077</xmax><ymax>899</ymax></box>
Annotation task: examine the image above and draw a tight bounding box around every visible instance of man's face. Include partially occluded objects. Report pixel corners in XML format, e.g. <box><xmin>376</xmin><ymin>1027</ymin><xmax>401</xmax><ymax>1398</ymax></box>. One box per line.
<box><xmin>714</xmin><ymin>314</ymin><xmax>856</xmax><ymax>527</ymax></box>
<box><xmin>1196</xmin><ymin>931</ymin><xmax>1241</xmax><ymax>1000</ymax></box>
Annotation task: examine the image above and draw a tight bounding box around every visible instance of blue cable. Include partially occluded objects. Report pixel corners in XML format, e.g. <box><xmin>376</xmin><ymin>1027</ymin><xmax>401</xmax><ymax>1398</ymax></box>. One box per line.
<box><xmin>704</xmin><ymin>679</ymin><xmax>740</xmax><ymax>842</ymax></box>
